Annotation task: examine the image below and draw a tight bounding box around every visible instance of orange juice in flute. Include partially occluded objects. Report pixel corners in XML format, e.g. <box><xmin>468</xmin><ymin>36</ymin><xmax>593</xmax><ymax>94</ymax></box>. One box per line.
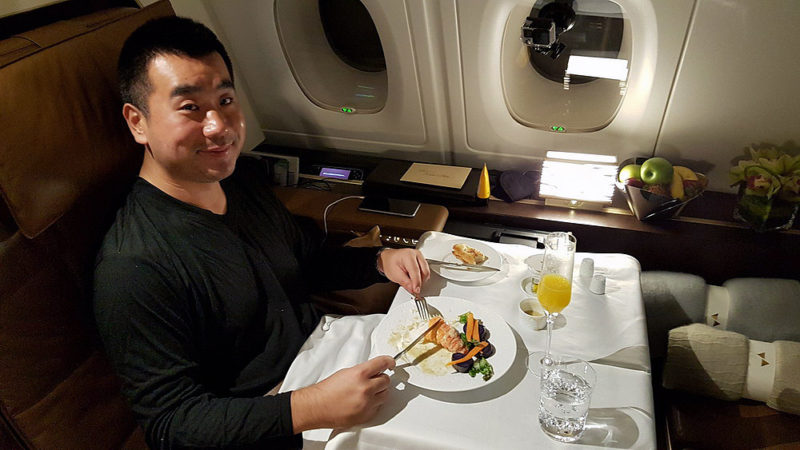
<box><xmin>537</xmin><ymin>273</ymin><xmax>572</xmax><ymax>313</ymax></box>
<box><xmin>528</xmin><ymin>232</ymin><xmax>576</xmax><ymax>377</ymax></box>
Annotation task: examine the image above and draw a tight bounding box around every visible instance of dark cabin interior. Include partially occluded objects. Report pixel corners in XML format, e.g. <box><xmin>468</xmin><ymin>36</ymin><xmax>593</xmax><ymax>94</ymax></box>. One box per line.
<box><xmin>1</xmin><ymin>1</ymin><xmax>798</xmax><ymax>448</ymax></box>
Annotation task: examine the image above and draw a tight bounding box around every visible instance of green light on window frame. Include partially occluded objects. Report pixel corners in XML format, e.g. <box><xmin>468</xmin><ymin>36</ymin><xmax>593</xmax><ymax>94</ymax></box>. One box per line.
<box><xmin>551</xmin><ymin>125</ymin><xmax>566</xmax><ymax>132</ymax></box>
<box><xmin>341</xmin><ymin>106</ymin><xmax>355</xmax><ymax>113</ymax></box>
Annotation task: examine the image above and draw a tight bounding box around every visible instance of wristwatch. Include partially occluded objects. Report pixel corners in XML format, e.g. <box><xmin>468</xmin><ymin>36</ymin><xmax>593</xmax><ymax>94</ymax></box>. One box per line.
<box><xmin>375</xmin><ymin>247</ymin><xmax>389</xmax><ymax>276</ymax></box>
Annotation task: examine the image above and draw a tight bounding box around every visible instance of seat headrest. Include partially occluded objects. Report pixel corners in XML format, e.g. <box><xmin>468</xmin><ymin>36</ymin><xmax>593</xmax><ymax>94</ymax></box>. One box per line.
<box><xmin>0</xmin><ymin>1</ymin><xmax>174</xmax><ymax>239</ymax></box>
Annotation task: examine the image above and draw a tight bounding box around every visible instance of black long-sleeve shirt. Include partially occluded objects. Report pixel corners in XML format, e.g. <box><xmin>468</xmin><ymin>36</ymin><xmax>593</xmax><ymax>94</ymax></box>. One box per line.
<box><xmin>93</xmin><ymin>157</ymin><xmax>383</xmax><ymax>449</ymax></box>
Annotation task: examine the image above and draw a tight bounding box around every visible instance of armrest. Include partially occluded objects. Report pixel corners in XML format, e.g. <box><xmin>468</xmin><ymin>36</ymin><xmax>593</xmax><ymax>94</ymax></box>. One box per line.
<box><xmin>274</xmin><ymin>187</ymin><xmax>449</xmax><ymax>315</ymax></box>
<box><xmin>273</xmin><ymin>187</ymin><xmax>448</xmax><ymax>243</ymax></box>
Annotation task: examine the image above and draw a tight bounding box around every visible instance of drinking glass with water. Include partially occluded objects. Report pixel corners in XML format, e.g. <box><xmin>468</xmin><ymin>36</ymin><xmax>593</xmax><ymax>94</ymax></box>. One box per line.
<box><xmin>538</xmin><ymin>358</ymin><xmax>596</xmax><ymax>443</ymax></box>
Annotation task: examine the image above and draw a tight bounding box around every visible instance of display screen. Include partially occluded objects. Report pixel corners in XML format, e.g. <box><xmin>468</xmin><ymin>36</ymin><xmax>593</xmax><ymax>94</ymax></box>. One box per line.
<box><xmin>319</xmin><ymin>167</ymin><xmax>351</xmax><ymax>179</ymax></box>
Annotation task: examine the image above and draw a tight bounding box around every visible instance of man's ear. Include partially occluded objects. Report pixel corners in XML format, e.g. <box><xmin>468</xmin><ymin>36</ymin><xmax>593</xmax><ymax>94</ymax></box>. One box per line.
<box><xmin>122</xmin><ymin>103</ymin><xmax>148</xmax><ymax>145</ymax></box>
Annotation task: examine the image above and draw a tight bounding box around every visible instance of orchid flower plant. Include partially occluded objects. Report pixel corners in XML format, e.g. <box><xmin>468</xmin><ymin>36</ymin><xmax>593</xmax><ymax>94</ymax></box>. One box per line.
<box><xmin>729</xmin><ymin>146</ymin><xmax>800</xmax><ymax>203</ymax></box>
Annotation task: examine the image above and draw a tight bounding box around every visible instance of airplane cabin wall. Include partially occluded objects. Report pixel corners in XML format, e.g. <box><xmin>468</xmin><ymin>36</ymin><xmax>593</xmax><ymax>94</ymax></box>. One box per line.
<box><xmin>654</xmin><ymin>0</ymin><xmax>800</xmax><ymax>193</ymax></box>
<box><xmin>0</xmin><ymin>0</ymin><xmax>67</xmax><ymax>18</ymax></box>
<box><xmin>154</xmin><ymin>0</ymin><xmax>798</xmax><ymax>194</ymax></box>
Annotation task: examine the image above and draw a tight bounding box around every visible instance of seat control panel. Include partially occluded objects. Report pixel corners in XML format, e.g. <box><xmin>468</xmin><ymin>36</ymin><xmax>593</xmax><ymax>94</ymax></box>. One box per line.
<box><xmin>381</xmin><ymin>234</ymin><xmax>418</xmax><ymax>248</ymax></box>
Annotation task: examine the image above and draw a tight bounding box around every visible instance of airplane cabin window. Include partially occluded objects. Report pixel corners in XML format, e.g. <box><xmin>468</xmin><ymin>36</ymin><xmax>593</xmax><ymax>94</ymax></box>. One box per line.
<box><xmin>504</xmin><ymin>0</ymin><xmax>629</xmax><ymax>132</ymax></box>
<box><xmin>319</xmin><ymin>0</ymin><xmax>385</xmax><ymax>73</ymax></box>
<box><xmin>274</xmin><ymin>0</ymin><xmax>388</xmax><ymax>114</ymax></box>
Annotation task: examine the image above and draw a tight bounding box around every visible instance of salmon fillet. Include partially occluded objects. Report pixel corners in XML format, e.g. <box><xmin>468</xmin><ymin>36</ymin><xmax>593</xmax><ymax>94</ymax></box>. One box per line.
<box><xmin>424</xmin><ymin>317</ymin><xmax>468</xmax><ymax>354</ymax></box>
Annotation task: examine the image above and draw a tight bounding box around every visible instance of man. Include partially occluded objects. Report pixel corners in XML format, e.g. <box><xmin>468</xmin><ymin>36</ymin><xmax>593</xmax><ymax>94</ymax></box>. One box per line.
<box><xmin>94</xmin><ymin>16</ymin><xmax>430</xmax><ymax>449</ymax></box>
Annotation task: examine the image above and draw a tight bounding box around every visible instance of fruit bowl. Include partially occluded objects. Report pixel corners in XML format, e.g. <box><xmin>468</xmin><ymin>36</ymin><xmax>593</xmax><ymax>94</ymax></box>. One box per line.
<box><xmin>616</xmin><ymin>157</ymin><xmax>707</xmax><ymax>221</ymax></box>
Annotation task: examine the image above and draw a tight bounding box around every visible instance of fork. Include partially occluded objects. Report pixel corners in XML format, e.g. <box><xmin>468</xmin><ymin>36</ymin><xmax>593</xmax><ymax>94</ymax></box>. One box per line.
<box><xmin>414</xmin><ymin>295</ymin><xmax>441</xmax><ymax>320</ymax></box>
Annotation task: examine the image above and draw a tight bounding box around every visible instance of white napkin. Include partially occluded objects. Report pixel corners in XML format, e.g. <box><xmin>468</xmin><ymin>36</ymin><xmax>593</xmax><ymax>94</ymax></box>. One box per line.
<box><xmin>279</xmin><ymin>314</ymin><xmax>385</xmax><ymax>445</ymax></box>
<box><xmin>280</xmin><ymin>314</ymin><xmax>385</xmax><ymax>392</ymax></box>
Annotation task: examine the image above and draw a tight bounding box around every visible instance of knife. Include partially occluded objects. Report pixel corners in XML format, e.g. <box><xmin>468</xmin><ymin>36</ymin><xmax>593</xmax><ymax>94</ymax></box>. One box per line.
<box><xmin>425</xmin><ymin>258</ymin><xmax>500</xmax><ymax>272</ymax></box>
<box><xmin>393</xmin><ymin>319</ymin><xmax>442</xmax><ymax>361</ymax></box>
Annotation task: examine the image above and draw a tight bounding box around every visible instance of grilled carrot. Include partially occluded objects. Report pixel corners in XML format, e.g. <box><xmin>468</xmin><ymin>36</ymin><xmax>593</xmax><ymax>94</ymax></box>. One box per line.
<box><xmin>466</xmin><ymin>312</ymin><xmax>474</xmax><ymax>342</ymax></box>
<box><xmin>446</xmin><ymin>341</ymin><xmax>488</xmax><ymax>366</ymax></box>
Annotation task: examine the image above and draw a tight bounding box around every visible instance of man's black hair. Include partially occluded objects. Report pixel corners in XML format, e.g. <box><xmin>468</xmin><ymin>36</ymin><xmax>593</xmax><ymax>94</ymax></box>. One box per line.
<box><xmin>118</xmin><ymin>16</ymin><xmax>234</xmax><ymax>115</ymax></box>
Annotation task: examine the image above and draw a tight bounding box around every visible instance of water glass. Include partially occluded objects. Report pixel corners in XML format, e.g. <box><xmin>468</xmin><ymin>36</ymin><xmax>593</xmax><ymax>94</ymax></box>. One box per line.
<box><xmin>539</xmin><ymin>358</ymin><xmax>596</xmax><ymax>443</ymax></box>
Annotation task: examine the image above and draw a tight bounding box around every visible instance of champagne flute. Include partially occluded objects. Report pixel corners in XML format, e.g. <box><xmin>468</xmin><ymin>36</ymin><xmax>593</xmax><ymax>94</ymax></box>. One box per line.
<box><xmin>527</xmin><ymin>232</ymin><xmax>576</xmax><ymax>377</ymax></box>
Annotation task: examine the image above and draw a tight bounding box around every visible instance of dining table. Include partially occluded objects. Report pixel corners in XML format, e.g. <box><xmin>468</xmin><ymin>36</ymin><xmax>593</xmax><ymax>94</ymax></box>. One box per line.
<box><xmin>280</xmin><ymin>231</ymin><xmax>655</xmax><ymax>449</ymax></box>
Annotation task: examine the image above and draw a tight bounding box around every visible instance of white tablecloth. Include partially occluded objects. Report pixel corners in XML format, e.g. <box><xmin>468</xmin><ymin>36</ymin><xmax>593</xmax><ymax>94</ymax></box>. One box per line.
<box><xmin>411</xmin><ymin>232</ymin><xmax>650</xmax><ymax>367</ymax></box>
<box><xmin>281</xmin><ymin>232</ymin><xmax>655</xmax><ymax>449</ymax></box>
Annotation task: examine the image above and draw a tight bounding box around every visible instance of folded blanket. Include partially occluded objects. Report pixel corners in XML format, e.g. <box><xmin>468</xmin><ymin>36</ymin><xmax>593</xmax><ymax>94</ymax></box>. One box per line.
<box><xmin>663</xmin><ymin>324</ymin><xmax>800</xmax><ymax>415</ymax></box>
<box><xmin>768</xmin><ymin>340</ymin><xmax>800</xmax><ymax>415</ymax></box>
<box><xmin>663</xmin><ymin>323</ymin><xmax>748</xmax><ymax>401</ymax></box>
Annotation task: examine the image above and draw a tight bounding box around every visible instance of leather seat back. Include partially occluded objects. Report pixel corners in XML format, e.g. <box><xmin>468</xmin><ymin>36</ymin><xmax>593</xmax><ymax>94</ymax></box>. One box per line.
<box><xmin>0</xmin><ymin>2</ymin><xmax>173</xmax><ymax>448</ymax></box>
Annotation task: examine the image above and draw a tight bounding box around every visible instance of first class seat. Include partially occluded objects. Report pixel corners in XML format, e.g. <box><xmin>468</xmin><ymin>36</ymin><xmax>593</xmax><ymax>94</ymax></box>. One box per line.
<box><xmin>642</xmin><ymin>272</ymin><xmax>800</xmax><ymax>449</ymax></box>
<box><xmin>0</xmin><ymin>3</ymin><xmax>174</xmax><ymax>448</ymax></box>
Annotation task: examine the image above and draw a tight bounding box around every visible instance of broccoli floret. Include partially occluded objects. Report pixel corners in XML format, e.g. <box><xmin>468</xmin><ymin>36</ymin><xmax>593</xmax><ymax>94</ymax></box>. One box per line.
<box><xmin>474</xmin><ymin>357</ymin><xmax>494</xmax><ymax>381</ymax></box>
<box><xmin>468</xmin><ymin>358</ymin><xmax>494</xmax><ymax>380</ymax></box>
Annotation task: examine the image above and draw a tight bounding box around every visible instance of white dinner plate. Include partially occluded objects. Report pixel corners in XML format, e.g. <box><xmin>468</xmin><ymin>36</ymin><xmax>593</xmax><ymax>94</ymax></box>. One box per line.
<box><xmin>373</xmin><ymin>296</ymin><xmax>516</xmax><ymax>392</ymax></box>
<box><xmin>426</xmin><ymin>239</ymin><xmax>502</xmax><ymax>282</ymax></box>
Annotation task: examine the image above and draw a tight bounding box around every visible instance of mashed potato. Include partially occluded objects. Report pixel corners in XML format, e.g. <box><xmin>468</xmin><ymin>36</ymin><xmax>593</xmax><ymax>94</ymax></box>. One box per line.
<box><xmin>388</xmin><ymin>310</ymin><xmax>460</xmax><ymax>376</ymax></box>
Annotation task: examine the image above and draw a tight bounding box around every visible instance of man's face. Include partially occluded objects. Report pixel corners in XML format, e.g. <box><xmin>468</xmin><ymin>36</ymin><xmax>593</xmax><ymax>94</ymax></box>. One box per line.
<box><xmin>128</xmin><ymin>52</ymin><xmax>245</xmax><ymax>184</ymax></box>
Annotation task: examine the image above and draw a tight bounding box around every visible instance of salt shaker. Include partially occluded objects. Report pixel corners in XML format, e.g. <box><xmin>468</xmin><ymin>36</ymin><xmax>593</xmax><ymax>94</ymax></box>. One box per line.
<box><xmin>589</xmin><ymin>274</ymin><xmax>606</xmax><ymax>295</ymax></box>
<box><xmin>579</xmin><ymin>258</ymin><xmax>595</xmax><ymax>283</ymax></box>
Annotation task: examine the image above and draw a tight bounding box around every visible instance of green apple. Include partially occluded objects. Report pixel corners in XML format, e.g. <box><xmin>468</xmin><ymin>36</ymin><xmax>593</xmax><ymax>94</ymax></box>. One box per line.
<box><xmin>640</xmin><ymin>157</ymin><xmax>674</xmax><ymax>185</ymax></box>
<box><xmin>618</xmin><ymin>164</ymin><xmax>642</xmax><ymax>183</ymax></box>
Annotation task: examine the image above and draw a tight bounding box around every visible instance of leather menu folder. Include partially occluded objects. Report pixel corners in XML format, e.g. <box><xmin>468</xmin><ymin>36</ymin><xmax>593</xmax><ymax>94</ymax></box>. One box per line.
<box><xmin>364</xmin><ymin>160</ymin><xmax>484</xmax><ymax>206</ymax></box>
